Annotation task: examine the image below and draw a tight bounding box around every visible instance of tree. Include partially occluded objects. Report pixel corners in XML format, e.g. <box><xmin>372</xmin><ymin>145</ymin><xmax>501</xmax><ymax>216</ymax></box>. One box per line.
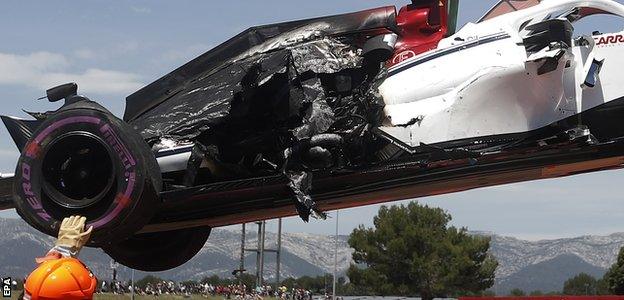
<box><xmin>201</xmin><ymin>274</ymin><xmax>256</xmax><ymax>289</ymax></box>
<box><xmin>201</xmin><ymin>275</ymin><xmax>223</xmax><ymax>285</ymax></box>
<box><xmin>563</xmin><ymin>273</ymin><xmax>599</xmax><ymax>295</ymax></box>
<box><xmin>181</xmin><ymin>280</ymin><xmax>198</xmax><ymax>288</ymax></box>
<box><xmin>597</xmin><ymin>278</ymin><xmax>610</xmax><ymax>295</ymax></box>
<box><xmin>281</xmin><ymin>277</ymin><xmax>298</xmax><ymax>289</ymax></box>
<box><xmin>238</xmin><ymin>273</ymin><xmax>257</xmax><ymax>288</ymax></box>
<box><xmin>529</xmin><ymin>290</ymin><xmax>544</xmax><ymax>296</ymax></box>
<box><xmin>347</xmin><ymin>203</ymin><xmax>498</xmax><ymax>300</ymax></box>
<box><xmin>282</xmin><ymin>274</ymin><xmax>334</xmax><ymax>293</ymax></box>
<box><xmin>605</xmin><ymin>246</ymin><xmax>624</xmax><ymax>295</ymax></box>
<box><xmin>509</xmin><ymin>288</ymin><xmax>525</xmax><ymax>296</ymax></box>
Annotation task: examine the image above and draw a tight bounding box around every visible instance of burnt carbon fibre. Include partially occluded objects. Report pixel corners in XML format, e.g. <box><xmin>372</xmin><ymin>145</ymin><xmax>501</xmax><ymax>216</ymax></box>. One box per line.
<box><xmin>124</xmin><ymin>6</ymin><xmax>397</xmax><ymax>122</ymax></box>
<box><xmin>140</xmin><ymin>95</ymin><xmax>624</xmax><ymax>230</ymax></box>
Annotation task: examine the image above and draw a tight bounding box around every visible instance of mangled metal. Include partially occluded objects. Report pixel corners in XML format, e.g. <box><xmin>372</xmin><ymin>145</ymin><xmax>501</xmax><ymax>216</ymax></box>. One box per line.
<box><xmin>129</xmin><ymin>34</ymin><xmax>387</xmax><ymax>220</ymax></box>
<box><xmin>122</xmin><ymin>6</ymin><xmax>397</xmax><ymax>122</ymax></box>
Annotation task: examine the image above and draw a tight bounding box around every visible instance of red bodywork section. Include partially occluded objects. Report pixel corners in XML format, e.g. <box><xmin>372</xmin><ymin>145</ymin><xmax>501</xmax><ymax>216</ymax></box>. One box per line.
<box><xmin>390</xmin><ymin>0</ymin><xmax>450</xmax><ymax>67</ymax></box>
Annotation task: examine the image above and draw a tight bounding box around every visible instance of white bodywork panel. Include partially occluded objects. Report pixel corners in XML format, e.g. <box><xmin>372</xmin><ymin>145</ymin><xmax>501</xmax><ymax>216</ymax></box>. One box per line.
<box><xmin>379</xmin><ymin>0</ymin><xmax>624</xmax><ymax>148</ymax></box>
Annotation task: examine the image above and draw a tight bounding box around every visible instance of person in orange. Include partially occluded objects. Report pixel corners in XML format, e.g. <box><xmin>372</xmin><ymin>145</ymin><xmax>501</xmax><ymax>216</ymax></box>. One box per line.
<box><xmin>22</xmin><ymin>216</ymin><xmax>96</xmax><ymax>300</ymax></box>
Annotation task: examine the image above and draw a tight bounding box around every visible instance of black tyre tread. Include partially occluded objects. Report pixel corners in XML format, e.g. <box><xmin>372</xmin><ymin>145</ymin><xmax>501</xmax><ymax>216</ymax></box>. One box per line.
<box><xmin>103</xmin><ymin>226</ymin><xmax>211</xmax><ymax>272</ymax></box>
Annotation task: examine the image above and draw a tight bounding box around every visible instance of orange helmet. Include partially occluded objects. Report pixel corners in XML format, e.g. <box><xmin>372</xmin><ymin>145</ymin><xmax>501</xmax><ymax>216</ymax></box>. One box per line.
<box><xmin>24</xmin><ymin>257</ymin><xmax>97</xmax><ymax>300</ymax></box>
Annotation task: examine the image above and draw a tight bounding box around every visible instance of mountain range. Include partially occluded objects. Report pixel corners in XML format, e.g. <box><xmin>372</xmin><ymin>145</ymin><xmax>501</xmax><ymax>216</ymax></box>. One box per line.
<box><xmin>0</xmin><ymin>218</ymin><xmax>622</xmax><ymax>294</ymax></box>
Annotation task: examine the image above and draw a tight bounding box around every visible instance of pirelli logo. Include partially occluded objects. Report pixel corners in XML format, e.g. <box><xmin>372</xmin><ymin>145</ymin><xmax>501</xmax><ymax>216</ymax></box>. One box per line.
<box><xmin>100</xmin><ymin>124</ymin><xmax>136</xmax><ymax>172</ymax></box>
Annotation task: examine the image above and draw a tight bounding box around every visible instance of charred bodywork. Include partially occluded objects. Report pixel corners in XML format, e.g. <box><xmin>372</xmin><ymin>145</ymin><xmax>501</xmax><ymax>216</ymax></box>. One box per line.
<box><xmin>2</xmin><ymin>0</ymin><xmax>624</xmax><ymax>271</ymax></box>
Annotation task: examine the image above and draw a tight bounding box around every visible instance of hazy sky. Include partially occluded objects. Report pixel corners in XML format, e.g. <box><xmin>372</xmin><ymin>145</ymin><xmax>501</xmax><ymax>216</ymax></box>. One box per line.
<box><xmin>0</xmin><ymin>0</ymin><xmax>623</xmax><ymax>241</ymax></box>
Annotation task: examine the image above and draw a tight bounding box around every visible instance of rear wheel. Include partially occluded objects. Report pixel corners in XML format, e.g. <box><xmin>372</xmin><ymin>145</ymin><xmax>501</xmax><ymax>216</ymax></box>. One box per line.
<box><xmin>103</xmin><ymin>226</ymin><xmax>211</xmax><ymax>272</ymax></box>
<box><xmin>12</xmin><ymin>101</ymin><xmax>162</xmax><ymax>246</ymax></box>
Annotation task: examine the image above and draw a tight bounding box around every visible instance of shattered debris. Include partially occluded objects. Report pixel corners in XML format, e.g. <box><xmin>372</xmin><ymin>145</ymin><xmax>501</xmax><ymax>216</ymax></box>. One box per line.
<box><xmin>130</xmin><ymin>35</ymin><xmax>389</xmax><ymax>221</ymax></box>
<box><xmin>284</xmin><ymin>170</ymin><xmax>325</xmax><ymax>222</ymax></box>
<box><xmin>292</xmin><ymin>78</ymin><xmax>336</xmax><ymax>140</ymax></box>
<box><xmin>291</xmin><ymin>38</ymin><xmax>363</xmax><ymax>74</ymax></box>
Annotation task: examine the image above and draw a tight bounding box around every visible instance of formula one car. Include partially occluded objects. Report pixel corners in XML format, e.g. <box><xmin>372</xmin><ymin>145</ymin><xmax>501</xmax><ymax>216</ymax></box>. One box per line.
<box><xmin>2</xmin><ymin>0</ymin><xmax>624</xmax><ymax>271</ymax></box>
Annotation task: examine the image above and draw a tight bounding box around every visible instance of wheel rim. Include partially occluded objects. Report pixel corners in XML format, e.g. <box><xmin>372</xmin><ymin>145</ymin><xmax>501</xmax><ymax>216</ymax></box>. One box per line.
<box><xmin>41</xmin><ymin>132</ymin><xmax>116</xmax><ymax>209</ymax></box>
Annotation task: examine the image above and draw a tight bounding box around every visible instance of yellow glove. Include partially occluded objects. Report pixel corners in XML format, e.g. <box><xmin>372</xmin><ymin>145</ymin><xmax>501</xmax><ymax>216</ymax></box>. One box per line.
<box><xmin>56</xmin><ymin>215</ymin><xmax>93</xmax><ymax>254</ymax></box>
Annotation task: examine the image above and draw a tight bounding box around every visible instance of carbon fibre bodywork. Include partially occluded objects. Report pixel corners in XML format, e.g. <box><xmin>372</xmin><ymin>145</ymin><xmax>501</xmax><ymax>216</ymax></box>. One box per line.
<box><xmin>133</xmin><ymin>95</ymin><xmax>624</xmax><ymax>232</ymax></box>
<box><xmin>123</xmin><ymin>6</ymin><xmax>398</xmax><ymax>123</ymax></box>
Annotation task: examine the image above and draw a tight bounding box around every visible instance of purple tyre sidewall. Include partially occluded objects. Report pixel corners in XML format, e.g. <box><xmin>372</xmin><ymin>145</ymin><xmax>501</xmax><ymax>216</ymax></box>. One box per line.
<box><xmin>13</xmin><ymin>109</ymin><xmax>156</xmax><ymax>245</ymax></box>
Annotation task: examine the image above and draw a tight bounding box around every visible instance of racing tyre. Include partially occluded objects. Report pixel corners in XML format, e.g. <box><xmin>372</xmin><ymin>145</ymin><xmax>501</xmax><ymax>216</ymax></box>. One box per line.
<box><xmin>103</xmin><ymin>226</ymin><xmax>211</xmax><ymax>272</ymax></box>
<box><xmin>12</xmin><ymin>100</ymin><xmax>162</xmax><ymax>246</ymax></box>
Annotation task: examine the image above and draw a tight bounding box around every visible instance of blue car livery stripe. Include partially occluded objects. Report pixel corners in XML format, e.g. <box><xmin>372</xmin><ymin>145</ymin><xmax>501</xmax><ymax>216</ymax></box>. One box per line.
<box><xmin>388</xmin><ymin>33</ymin><xmax>512</xmax><ymax>78</ymax></box>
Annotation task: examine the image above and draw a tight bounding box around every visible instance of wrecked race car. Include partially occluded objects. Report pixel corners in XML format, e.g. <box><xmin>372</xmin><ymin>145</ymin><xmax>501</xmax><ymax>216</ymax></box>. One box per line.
<box><xmin>2</xmin><ymin>0</ymin><xmax>624</xmax><ymax>271</ymax></box>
